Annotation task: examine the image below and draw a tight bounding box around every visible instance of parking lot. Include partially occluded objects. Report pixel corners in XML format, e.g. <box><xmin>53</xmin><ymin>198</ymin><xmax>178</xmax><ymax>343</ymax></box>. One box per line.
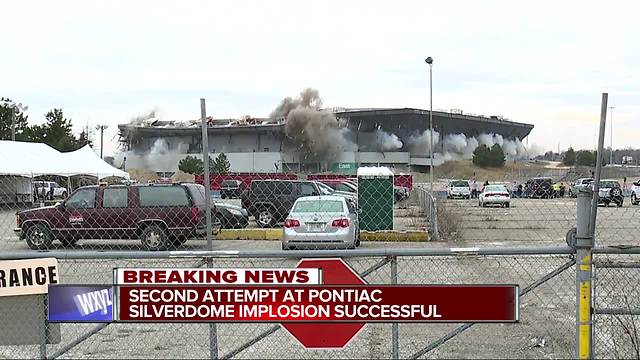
<box><xmin>2</xmin><ymin>193</ymin><xmax>639</xmax><ymax>252</ymax></box>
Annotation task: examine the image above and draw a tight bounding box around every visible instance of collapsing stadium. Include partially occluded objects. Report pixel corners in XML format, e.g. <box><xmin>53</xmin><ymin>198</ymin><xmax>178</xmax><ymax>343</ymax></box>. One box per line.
<box><xmin>117</xmin><ymin>89</ymin><xmax>534</xmax><ymax>174</ymax></box>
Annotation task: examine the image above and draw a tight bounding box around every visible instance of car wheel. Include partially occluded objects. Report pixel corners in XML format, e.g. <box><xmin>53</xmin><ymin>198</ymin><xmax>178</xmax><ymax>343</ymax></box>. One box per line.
<box><xmin>617</xmin><ymin>201</ymin><xmax>623</xmax><ymax>207</ymax></box>
<box><xmin>632</xmin><ymin>194</ymin><xmax>638</xmax><ymax>205</ymax></box>
<box><xmin>25</xmin><ymin>223</ymin><xmax>53</xmax><ymax>250</ymax></box>
<box><xmin>505</xmin><ymin>203</ymin><xmax>510</xmax><ymax>208</ymax></box>
<box><xmin>140</xmin><ymin>224</ymin><xmax>169</xmax><ymax>251</ymax></box>
<box><xmin>355</xmin><ymin>229</ymin><xmax>361</xmax><ymax>247</ymax></box>
<box><xmin>59</xmin><ymin>238</ymin><xmax>78</xmax><ymax>247</ymax></box>
<box><xmin>256</xmin><ymin>207</ymin><xmax>276</xmax><ymax>228</ymax></box>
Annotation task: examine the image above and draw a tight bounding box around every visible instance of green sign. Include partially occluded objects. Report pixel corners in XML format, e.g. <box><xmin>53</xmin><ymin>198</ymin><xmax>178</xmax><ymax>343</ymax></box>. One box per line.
<box><xmin>330</xmin><ymin>162</ymin><xmax>357</xmax><ymax>174</ymax></box>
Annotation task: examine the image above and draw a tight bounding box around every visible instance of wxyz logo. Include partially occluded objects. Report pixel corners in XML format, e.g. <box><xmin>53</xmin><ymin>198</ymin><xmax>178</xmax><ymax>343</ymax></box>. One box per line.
<box><xmin>73</xmin><ymin>288</ymin><xmax>112</xmax><ymax>316</ymax></box>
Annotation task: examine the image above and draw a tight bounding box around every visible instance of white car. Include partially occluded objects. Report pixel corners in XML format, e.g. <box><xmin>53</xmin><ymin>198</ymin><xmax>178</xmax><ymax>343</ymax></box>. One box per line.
<box><xmin>33</xmin><ymin>181</ymin><xmax>68</xmax><ymax>200</ymax></box>
<box><xmin>631</xmin><ymin>180</ymin><xmax>640</xmax><ymax>205</ymax></box>
<box><xmin>479</xmin><ymin>184</ymin><xmax>511</xmax><ymax>208</ymax></box>
<box><xmin>447</xmin><ymin>180</ymin><xmax>471</xmax><ymax>199</ymax></box>
<box><xmin>282</xmin><ymin>195</ymin><xmax>359</xmax><ymax>250</ymax></box>
<box><xmin>569</xmin><ymin>178</ymin><xmax>593</xmax><ymax>197</ymax></box>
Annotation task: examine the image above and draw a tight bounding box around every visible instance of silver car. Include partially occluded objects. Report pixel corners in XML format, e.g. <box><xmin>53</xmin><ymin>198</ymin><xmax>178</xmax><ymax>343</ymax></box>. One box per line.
<box><xmin>282</xmin><ymin>195</ymin><xmax>360</xmax><ymax>250</ymax></box>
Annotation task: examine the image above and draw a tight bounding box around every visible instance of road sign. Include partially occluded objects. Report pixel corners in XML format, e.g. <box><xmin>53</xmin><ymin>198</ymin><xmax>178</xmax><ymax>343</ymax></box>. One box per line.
<box><xmin>281</xmin><ymin>258</ymin><xmax>366</xmax><ymax>349</ymax></box>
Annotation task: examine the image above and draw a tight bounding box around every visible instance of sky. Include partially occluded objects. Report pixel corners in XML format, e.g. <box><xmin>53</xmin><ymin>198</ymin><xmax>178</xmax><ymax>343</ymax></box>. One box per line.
<box><xmin>1</xmin><ymin>0</ymin><xmax>638</xmax><ymax>156</ymax></box>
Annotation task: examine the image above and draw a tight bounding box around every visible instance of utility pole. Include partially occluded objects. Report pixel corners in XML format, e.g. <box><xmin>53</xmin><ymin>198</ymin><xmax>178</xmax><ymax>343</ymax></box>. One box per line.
<box><xmin>95</xmin><ymin>125</ymin><xmax>108</xmax><ymax>159</ymax></box>
<box><xmin>2</xmin><ymin>100</ymin><xmax>28</xmax><ymax>141</ymax></box>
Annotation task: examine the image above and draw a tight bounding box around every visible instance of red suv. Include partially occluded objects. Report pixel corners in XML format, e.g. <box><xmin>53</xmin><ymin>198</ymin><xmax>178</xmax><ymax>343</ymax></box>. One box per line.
<box><xmin>15</xmin><ymin>183</ymin><xmax>215</xmax><ymax>250</ymax></box>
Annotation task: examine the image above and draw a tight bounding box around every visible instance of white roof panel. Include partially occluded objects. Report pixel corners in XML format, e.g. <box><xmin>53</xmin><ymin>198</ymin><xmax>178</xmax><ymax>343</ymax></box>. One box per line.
<box><xmin>357</xmin><ymin>166</ymin><xmax>394</xmax><ymax>177</ymax></box>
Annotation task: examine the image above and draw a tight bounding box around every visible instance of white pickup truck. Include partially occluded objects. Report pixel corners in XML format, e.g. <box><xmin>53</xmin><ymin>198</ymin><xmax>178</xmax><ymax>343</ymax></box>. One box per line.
<box><xmin>631</xmin><ymin>180</ymin><xmax>640</xmax><ymax>205</ymax></box>
<box><xmin>34</xmin><ymin>181</ymin><xmax>68</xmax><ymax>200</ymax></box>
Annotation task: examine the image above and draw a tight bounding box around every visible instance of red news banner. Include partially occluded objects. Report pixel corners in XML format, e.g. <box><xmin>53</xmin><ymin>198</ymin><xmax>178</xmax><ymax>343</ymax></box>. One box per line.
<box><xmin>114</xmin><ymin>269</ymin><xmax>518</xmax><ymax>323</ymax></box>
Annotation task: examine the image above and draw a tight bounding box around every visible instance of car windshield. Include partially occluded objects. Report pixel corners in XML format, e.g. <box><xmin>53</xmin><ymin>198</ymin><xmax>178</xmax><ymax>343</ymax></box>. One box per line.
<box><xmin>600</xmin><ymin>181</ymin><xmax>619</xmax><ymax>188</ymax></box>
<box><xmin>452</xmin><ymin>181</ymin><xmax>469</xmax><ymax>187</ymax></box>
<box><xmin>485</xmin><ymin>185</ymin><xmax>507</xmax><ymax>193</ymax></box>
<box><xmin>293</xmin><ymin>200</ymin><xmax>344</xmax><ymax>213</ymax></box>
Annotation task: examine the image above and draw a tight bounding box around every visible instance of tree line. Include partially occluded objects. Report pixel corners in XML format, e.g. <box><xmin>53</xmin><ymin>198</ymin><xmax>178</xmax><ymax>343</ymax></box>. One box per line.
<box><xmin>0</xmin><ymin>97</ymin><xmax>91</xmax><ymax>152</ymax></box>
<box><xmin>178</xmin><ymin>154</ymin><xmax>231</xmax><ymax>175</ymax></box>
<box><xmin>562</xmin><ymin>147</ymin><xmax>602</xmax><ymax>167</ymax></box>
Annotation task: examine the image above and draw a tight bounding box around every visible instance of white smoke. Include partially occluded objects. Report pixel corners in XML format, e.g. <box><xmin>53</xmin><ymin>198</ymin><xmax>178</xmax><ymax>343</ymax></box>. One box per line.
<box><xmin>375</xmin><ymin>129</ymin><xmax>403</xmax><ymax>151</ymax></box>
<box><xmin>116</xmin><ymin>138</ymin><xmax>186</xmax><ymax>172</ymax></box>
<box><xmin>406</xmin><ymin>130</ymin><xmax>539</xmax><ymax>162</ymax></box>
<box><xmin>407</xmin><ymin>130</ymin><xmax>441</xmax><ymax>154</ymax></box>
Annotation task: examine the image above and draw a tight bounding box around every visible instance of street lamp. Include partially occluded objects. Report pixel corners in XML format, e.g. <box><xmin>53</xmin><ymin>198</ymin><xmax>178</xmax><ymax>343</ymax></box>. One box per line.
<box><xmin>608</xmin><ymin>106</ymin><xmax>614</xmax><ymax>165</ymax></box>
<box><xmin>1</xmin><ymin>100</ymin><xmax>28</xmax><ymax>141</ymax></box>
<box><xmin>425</xmin><ymin>57</ymin><xmax>434</xmax><ymax>191</ymax></box>
<box><xmin>95</xmin><ymin>125</ymin><xmax>108</xmax><ymax>159</ymax></box>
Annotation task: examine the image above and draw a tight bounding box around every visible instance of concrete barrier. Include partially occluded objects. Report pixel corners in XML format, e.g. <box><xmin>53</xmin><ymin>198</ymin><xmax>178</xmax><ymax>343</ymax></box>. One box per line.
<box><xmin>215</xmin><ymin>229</ymin><xmax>429</xmax><ymax>242</ymax></box>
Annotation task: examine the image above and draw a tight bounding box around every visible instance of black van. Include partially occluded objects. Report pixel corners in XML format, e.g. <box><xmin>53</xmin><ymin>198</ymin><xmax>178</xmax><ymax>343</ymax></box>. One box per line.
<box><xmin>220</xmin><ymin>180</ymin><xmax>243</xmax><ymax>199</ymax></box>
<box><xmin>524</xmin><ymin>177</ymin><xmax>553</xmax><ymax>198</ymax></box>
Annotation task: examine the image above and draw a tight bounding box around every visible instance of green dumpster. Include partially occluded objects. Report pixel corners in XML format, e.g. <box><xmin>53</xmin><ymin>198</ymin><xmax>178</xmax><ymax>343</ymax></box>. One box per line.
<box><xmin>357</xmin><ymin>166</ymin><xmax>394</xmax><ymax>231</ymax></box>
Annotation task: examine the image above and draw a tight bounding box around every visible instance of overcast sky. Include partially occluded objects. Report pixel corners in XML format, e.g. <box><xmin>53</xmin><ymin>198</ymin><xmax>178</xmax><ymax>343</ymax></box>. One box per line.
<box><xmin>2</xmin><ymin>0</ymin><xmax>638</xmax><ymax>156</ymax></box>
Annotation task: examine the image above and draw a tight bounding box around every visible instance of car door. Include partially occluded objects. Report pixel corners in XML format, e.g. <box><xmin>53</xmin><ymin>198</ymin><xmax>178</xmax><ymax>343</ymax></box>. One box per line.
<box><xmin>59</xmin><ymin>187</ymin><xmax>98</xmax><ymax>240</ymax></box>
<box><xmin>98</xmin><ymin>187</ymin><xmax>133</xmax><ymax>239</ymax></box>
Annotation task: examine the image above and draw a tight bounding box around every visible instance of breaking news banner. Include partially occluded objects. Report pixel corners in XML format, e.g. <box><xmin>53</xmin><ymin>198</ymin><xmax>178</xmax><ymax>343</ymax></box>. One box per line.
<box><xmin>116</xmin><ymin>285</ymin><xmax>518</xmax><ymax>323</ymax></box>
<box><xmin>47</xmin><ymin>263</ymin><xmax>518</xmax><ymax>325</ymax></box>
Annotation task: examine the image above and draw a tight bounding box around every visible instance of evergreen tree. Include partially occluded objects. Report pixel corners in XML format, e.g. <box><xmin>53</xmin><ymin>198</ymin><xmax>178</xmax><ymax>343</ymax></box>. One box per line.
<box><xmin>472</xmin><ymin>144</ymin><xmax>491</xmax><ymax>167</ymax></box>
<box><xmin>489</xmin><ymin>144</ymin><xmax>506</xmax><ymax>167</ymax></box>
<box><xmin>576</xmin><ymin>150</ymin><xmax>596</xmax><ymax>167</ymax></box>
<box><xmin>563</xmin><ymin>147</ymin><xmax>576</xmax><ymax>166</ymax></box>
<box><xmin>178</xmin><ymin>156</ymin><xmax>204</xmax><ymax>175</ymax></box>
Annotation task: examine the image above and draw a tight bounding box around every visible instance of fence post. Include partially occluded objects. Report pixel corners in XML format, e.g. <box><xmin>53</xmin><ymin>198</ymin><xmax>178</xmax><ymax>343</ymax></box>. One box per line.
<box><xmin>575</xmin><ymin>189</ymin><xmax>594</xmax><ymax>359</ymax></box>
<box><xmin>201</xmin><ymin>98</ymin><xmax>219</xmax><ymax>360</ymax></box>
<box><xmin>390</xmin><ymin>255</ymin><xmax>399</xmax><ymax>359</ymax></box>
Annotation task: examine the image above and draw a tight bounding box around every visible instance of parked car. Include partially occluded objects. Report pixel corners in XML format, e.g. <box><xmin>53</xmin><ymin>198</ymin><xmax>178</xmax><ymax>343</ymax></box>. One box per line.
<box><xmin>393</xmin><ymin>186</ymin><xmax>410</xmax><ymax>203</ymax></box>
<box><xmin>631</xmin><ymin>180</ymin><xmax>640</xmax><ymax>205</ymax></box>
<box><xmin>220</xmin><ymin>179</ymin><xmax>243</xmax><ymax>199</ymax></box>
<box><xmin>242</xmin><ymin>180</ymin><xmax>354</xmax><ymax>228</ymax></box>
<box><xmin>447</xmin><ymin>180</ymin><xmax>471</xmax><ymax>199</ymax></box>
<box><xmin>282</xmin><ymin>195</ymin><xmax>360</xmax><ymax>250</ymax></box>
<box><xmin>318</xmin><ymin>179</ymin><xmax>358</xmax><ymax>193</ymax></box>
<box><xmin>524</xmin><ymin>177</ymin><xmax>554</xmax><ymax>198</ymax></box>
<box><xmin>593</xmin><ymin>179</ymin><xmax>624</xmax><ymax>207</ymax></box>
<box><xmin>34</xmin><ymin>181</ymin><xmax>68</xmax><ymax>200</ymax></box>
<box><xmin>569</xmin><ymin>178</ymin><xmax>594</xmax><ymax>198</ymax></box>
<box><xmin>215</xmin><ymin>202</ymin><xmax>249</xmax><ymax>228</ymax></box>
<box><xmin>15</xmin><ymin>183</ymin><xmax>219</xmax><ymax>250</ymax></box>
<box><xmin>479</xmin><ymin>184</ymin><xmax>511</xmax><ymax>208</ymax></box>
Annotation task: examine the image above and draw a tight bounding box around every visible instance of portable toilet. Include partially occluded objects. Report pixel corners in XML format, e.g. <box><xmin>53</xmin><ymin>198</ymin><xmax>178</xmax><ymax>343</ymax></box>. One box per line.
<box><xmin>357</xmin><ymin>166</ymin><xmax>394</xmax><ymax>231</ymax></box>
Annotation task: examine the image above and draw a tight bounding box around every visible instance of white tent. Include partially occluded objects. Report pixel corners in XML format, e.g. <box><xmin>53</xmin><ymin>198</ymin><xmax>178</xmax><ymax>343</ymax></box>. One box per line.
<box><xmin>0</xmin><ymin>141</ymin><xmax>129</xmax><ymax>179</ymax></box>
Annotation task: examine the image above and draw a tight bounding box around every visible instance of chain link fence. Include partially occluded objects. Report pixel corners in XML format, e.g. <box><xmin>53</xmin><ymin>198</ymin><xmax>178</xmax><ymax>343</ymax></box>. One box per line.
<box><xmin>593</xmin><ymin>252</ymin><xmax>640</xmax><ymax>359</ymax></box>
<box><xmin>0</xmin><ymin>248</ymin><xmax>580</xmax><ymax>359</ymax></box>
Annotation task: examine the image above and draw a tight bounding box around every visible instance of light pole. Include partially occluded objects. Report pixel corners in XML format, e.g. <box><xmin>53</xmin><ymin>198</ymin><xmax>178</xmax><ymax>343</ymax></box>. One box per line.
<box><xmin>425</xmin><ymin>57</ymin><xmax>434</xmax><ymax>191</ymax></box>
<box><xmin>608</xmin><ymin>106</ymin><xmax>614</xmax><ymax>165</ymax></box>
<box><xmin>95</xmin><ymin>125</ymin><xmax>108</xmax><ymax>159</ymax></box>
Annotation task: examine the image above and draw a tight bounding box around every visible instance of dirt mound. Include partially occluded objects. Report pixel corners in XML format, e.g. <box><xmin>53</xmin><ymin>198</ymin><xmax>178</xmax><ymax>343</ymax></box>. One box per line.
<box><xmin>172</xmin><ymin>171</ymin><xmax>195</xmax><ymax>183</ymax></box>
<box><xmin>127</xmin><ymin>168</ymin><xmax>157</xmax><ymax>183</ymax></box>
